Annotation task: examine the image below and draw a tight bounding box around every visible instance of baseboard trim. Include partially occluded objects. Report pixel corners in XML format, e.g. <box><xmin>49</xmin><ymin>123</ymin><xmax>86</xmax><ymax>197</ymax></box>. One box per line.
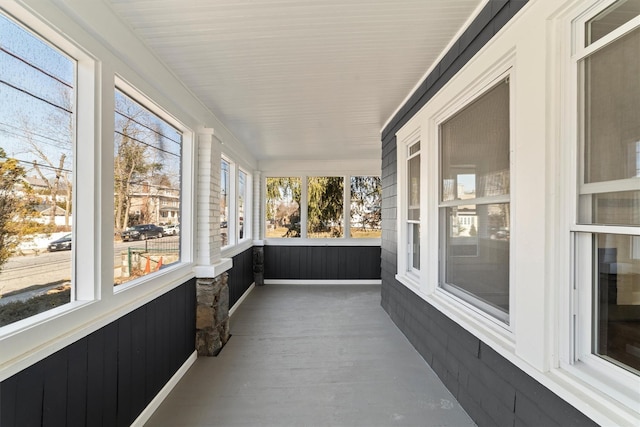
<box><xmin>263</xmin><ymin>279</ymin><xmax>381</xmax><ymax>285</ymax></box>
<box><xmin>131</xmin><ymin>350</ymin><xmax>198</xmax><ymax>427</ymax></box>
<box><xmin>229</xmin><ymin>283</ymin><xmax>255</xmax><ymax>317</ymax></box>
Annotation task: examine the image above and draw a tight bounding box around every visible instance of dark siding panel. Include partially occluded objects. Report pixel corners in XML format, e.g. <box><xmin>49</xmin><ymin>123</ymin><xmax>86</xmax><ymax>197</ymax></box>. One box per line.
<box><xmin>0</xmin><ymin>279</ymin><xmax>196</xmax><ymax>427</ymax></box>
<box><xmin>228</xmin><ymin>247</ymin><xmax>254</xmax><ymax>308</ymax></box>
<box><xmin>116</xmin><ymin>314</ymin><xmax>133</xmax><ymax>427</ymax></box>
<box><xmin>42</xmin><ymin>349</ymin><xmax>68</xmax><ymax>427</ymax></box>
<box><xmin>86</xmin><ymin>331</ymin><xmax>106</xmax><ymax>427</ymax></box>
<box><xmin>14</xmin><ymin>359</ymin><xmax>44</xmax><ymax>426</ymax></box>
<box><xmin>264</xmin><ymin>246</ymin><xmax>381</xmax><ymax>280</ymax></box>
<box><xmin>101</xmin><ymin>322</ymin><xmax>119</xmax><ymax>427</ymax></box>
<box><xmin>66</xmin><ymin>339</ymin><xmax>88</xmax><ymax>427</ymax></box>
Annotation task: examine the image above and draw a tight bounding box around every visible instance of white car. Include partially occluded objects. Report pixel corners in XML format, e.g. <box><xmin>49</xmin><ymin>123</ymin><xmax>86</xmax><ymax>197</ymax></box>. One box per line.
<box><xmin>163</xmin><ymin>224</ymin><xmax>180</xmax><ymax>236</ymax></box>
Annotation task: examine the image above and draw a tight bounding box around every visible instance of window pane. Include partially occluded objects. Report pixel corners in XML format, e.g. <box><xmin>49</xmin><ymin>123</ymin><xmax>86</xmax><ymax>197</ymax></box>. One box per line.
<box><xmin>0</xmin><ymin>14</ymin><xmax>75</xmax><ymax>326</ymax></box>
<box><xmin>114</xmin><ymin>89</ymin><xmax>182</xmax><ymax>286</ymax></box>
<box><xmin>442</xmin><ymin>203</ymin><xmax>510</xmax><ymax>319</ymax></box>
<box><xmin>350</xmin><ymin>176</ymin><xmax>381</xmax><ymax>238</ymax></box>
<box><xmin>409</xmin><ymin>223</ymin><xmax>420</xmax><ymax>271</ymax></box>
<box><xmin>408</xmin><ymin>152</ymin><xmax>420</xmax><ymax>221</ymax></box>
<box><xmin>238</xmin><ymin>170</ymin><xmax>246</xmax><ymax>240</ymax></box>
<box><xmin>265</xmin><ymin>177</ymin><xmax>301</xmax><ymax>238</ymax></box>
<box><xmin>579</xmin><ymin>190</ymin><xmax>640</xmax><ymax>226</ymax></box>
<box><xmin>586</xmin><ymin>0</ymin><xmax>640</xmax><ymax>45</ymax></box>
<box><xmin>220</xmin><ymin>159</ymin><xmax>230</xmax><ymax>246</ymax></box>
<box><xmin>441</xmin><ymin>79</ymin><xmax>510</xmax><ymax>201</ymax></box>
<box><xmin>594</xmin><ymin>233</ymin><xmax>640</xmax><ymax>373</ymax></box>
<box><xmin>582</xmin><ymin>28</ymin><xmax>640</xmax><ymax>184</ymax></box>
<box><xmin>580</xmin><ymin>27</ymin><xmax>640</xmax><ymax>226</ymax></box>
<box><xmin>308</xmin><ymin>176</ymin><xmax>344</xmax><ymax>238</ymax></box>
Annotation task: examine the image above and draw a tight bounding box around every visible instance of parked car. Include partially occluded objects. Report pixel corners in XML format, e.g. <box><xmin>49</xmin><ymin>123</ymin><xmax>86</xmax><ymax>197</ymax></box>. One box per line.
<box><xmin>47</xmin><ymin>233</ymin><xmax>72</xmax><ymax>252</ymax></box>
<box><xmin>121</xmin><ymin>224</ymin><xmax>164</xmax><ymax>241</ymax></box>
<box><xmin>163</xmin><ymin>223</ymin><xmax>180</xmax><ymax>236</ymax></box>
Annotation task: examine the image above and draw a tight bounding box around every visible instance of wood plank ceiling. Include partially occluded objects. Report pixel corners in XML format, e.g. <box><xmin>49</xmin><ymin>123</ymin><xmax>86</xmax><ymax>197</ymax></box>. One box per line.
<box><xmin>106</xmin><ymin>0</ymin><xmax>484</xmax><ymax>163</ymax></box>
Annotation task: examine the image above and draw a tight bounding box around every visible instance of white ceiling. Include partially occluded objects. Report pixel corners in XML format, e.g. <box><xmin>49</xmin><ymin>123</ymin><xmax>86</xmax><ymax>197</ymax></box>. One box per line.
<box><xmin>106</xmin><ymin>0</ymin><xmax>484</xmax><ymax>163</ymax></box>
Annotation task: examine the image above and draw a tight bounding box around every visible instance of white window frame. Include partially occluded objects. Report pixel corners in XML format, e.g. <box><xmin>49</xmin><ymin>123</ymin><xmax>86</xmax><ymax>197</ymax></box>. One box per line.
<box><xmin>263</xmin><ymin>172</ymin><xmax>381</xmax><ymax>246</ymax></box>
<box><xmin>220</xmin><ymin>154</ymin><xmax>253</xmax><ymax>257</ymax></box>
<box><xmin>237</xmin><ymin>166</ymin><xmax>252</xmax><ymax>244</ymax></box>
<box><xmin>558</xmin><ymin>0</ymin><xmax>640</xmax><ymax>410</ymax></box>
<box><xmin>112</xmin><ymin>78</ymin><xmax>192</xmax><ymax>292</ymax></box>
<box><xmin>436</xmin><ymin>73</ymin><xmax>513</xmax><ymax>326</ymax></box>
<box><xmin>397</xmin><ymin>128</ymin><xmax>422</xmax><ymax>287</ymax></box>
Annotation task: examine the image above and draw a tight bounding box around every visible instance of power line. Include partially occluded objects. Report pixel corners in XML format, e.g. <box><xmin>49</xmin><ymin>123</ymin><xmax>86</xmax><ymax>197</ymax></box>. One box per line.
<box><xmin>0</xmin><ymin>46</ymin><xmax>73</xmax><ymax>89</ymax></box>
<box><xmin>114</xmin><ymin>130</ymin><xmax>180</xmax><ymax>159</ymax></box>
<box><xmin>0</xmin><ymin>78</ymin><xmax>73</xmax><ymax>114</ymax></box>
<box><xmin>115</xmin><ymin>109</ymin><xmax>181</xmax><ymax>146</ymax></box>
<box><xmin>0</xmin><ymin>123</ymin><xmax>72</xmax><ymax>149</ymax></box>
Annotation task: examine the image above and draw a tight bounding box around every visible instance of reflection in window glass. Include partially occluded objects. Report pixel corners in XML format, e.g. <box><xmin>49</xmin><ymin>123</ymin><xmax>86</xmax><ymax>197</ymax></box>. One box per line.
<box><xmin>407</xmin><ymin>142</ymin><xmax>421</xmax><ymax>272</ymax></box>
<box><xmin>594</xmin><ymin>233</ymin><xmax>640</xmax><ymax>373</ymax></box>
<box><xmin>238</xmin><ymin>170</ymin><xmax>246</xmax><ymax>240</ymax></box>
<box><xmin>113</xmin><ymin>89</ymin><xmax>182</xmax><ymax>286</ymax></box>
<box><xmin>439</xmin><ymin>78</ymin><xmax>510</xmax><ymax>323</ymax></box>
<box><xmin>350</xmin><ymin>176</ymin><xmax>381</xmax><ymax>238</ymax></box>
<box><xmin>0</xmin><ymin>14</ymin><xmax>75</xmax><ymax>326</ymax></box>
<box><xmin>586</xmin><ymin>0</ymin><xmax>640</xmax><ymax>45</ymax></box>
<box><xmin>220</xmin><ymin>159</ymin><xmax>229</xmax><ymax>246</ymax></box>
<box><xmin>266</xmin><ymin>177</ymin><xmax>301</xmax><ymax>238</ymax></box>
<box><xmin>308</xmin><ymin>177</ymin><xmax>344</xmax><ymax>238</ymax></box>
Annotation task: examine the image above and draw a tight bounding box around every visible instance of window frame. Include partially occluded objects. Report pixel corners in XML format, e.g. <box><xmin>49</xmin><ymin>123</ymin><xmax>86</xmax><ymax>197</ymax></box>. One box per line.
<box><xmin>220</xmin><ymin>154</ymin><xmax>253</xmax><ymax>256</ymax></box>
<box><xmin>112</xmin><ymin>78</ymin><xmax>191</xmax><ymax>292</ymax></box>
<box><xmin>560</xmin><ymin>0</ymin><xmax>640</xmax><ymax>409</ymax></box>
<box><xmin>263</xmin><ymin>172</ymin><xmax>381</xmax><ymax>246</ymax></box>
<box><xmin>437</xmin><ymin>74</ymin><xmax>513</xmax><ymax>326</ymax></box>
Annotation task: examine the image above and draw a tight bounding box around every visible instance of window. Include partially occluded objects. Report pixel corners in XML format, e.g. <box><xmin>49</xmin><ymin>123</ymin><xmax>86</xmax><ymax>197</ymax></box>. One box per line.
<box><xmin>266</xmin><ymin>177</ymin><xmax>301</xmax><ymax>238</ymax></box>
<box><xmin>238</xmin><ymin>169</ymin><xmax>246</xmax><ymax>241</ymax></box>
<box><xmin>439</xmin><ymin>77</ymin><xmax>511</xmax><ymax>324</ymax></box>
<box><xmin>574</xmin><ymin>0</ymin><xmax>640</xmax><ymax>376</ymax></box>
<box><xmin>0</xmin><ymin>13</ymin><xmax>75</xmax><ymax>326</ymax></box>
<box><xmin>407</xmin><ymin>142</ymin><xmax>421</xmax><ymax>273</ymax></box>
<box><xmin>350</xmin><ymin>176</ymin><xmax>381</xmax><ymax>238</ymax></box>
<box><xmin>265</xmin><ymin>175</ymin><xmax>380</xmax><ymax>240</ymax></box>
<box><xmin>307</xmin><ymin>176</ymin><xmax>344</xmax><ymax>238</ymax></box>
<box><xmin>113</xmin><ymin>88</ymin><xmax>182</xmax><ymax>286</ymax></box>
<box><xmin>220</xmin><ymin>158</ymin><xmax>230</xmax><ymax>246</ymax></box>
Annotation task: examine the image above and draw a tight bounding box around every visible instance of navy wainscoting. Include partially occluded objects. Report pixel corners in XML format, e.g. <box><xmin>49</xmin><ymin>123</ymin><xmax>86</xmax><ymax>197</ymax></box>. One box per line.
<box><xmin>0</xmin><ymin>279</ymin><xmax>196</xmax><ymax>427</ymax></box>
<box><xmin>264</xmin><ymin>246</ymin><xmax>381</xmax><ymax>281</ymax></box>
<box><xmin>227</xmin><ymin>247</ymin><xmax>255</xmax><ymax>308</ymax></box>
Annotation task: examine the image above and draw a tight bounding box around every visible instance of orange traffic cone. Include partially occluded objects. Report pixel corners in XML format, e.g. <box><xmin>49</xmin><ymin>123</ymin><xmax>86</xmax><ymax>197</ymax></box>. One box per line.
<box><xmin>156</xmin><ymin>256</ymin><xmax>163</xmax><ymax>271</ymax></box>
<box><xmin>144</xmin><ymin>257</ymin><xmax>151</xmax><ymax>274</ymax></box>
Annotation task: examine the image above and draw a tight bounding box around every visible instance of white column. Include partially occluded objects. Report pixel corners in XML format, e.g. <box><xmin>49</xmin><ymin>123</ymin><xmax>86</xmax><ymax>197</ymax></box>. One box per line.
<box><xmin>252</xmin><ymin>170</ymin><xmax>262</xmax><ymax>242</ymax></box>
<box><xmin>195</xmin><ymin>128</ymin><xmax>231</xmax><ymax>277</ymax></box>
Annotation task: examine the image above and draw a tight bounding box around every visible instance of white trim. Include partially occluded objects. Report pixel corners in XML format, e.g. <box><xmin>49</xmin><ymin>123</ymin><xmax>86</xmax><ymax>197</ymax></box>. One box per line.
<box><xmin>264</xmin><ymin>238</ymin><xmax>381</xmax><ymax>247</ymax></box>
<box><xmin>131</xmin><ymin>350</ymin><xmax>198</xmax><ymax>427</ymax></box>
<box><xmin>194</xmin><ymin>258</ymin><xmax>233</xmax><ymax>279</ymax></box>
<box><xmin>229</xmin><ymin>283</ymin><xmax>255</xmax><ymax>317</ymax></box>
<box><xmin>264</xmin><ymin>279</ymin><xmax>381</xmax><ymax>286</ymax></box>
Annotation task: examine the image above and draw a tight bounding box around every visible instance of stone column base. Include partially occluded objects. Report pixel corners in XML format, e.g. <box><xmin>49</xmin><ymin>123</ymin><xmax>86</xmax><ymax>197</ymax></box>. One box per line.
<box><xmin>195</xmin><ymin>273</ymin><xmax>230</xmax><ymax>356</ymax></box>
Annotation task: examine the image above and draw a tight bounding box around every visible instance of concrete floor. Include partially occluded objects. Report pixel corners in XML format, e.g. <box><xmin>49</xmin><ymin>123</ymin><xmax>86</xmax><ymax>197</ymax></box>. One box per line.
<box><xmin>145</xmin><ymin>284</ymin><xmax>476</xmax><ymax>427</ymax></box>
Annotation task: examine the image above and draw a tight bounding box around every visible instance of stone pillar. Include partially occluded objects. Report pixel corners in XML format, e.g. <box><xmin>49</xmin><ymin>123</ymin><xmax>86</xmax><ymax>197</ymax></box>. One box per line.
<box><xmin>195</xmin><ymin>273</ymin><xmax>230</xmax><ymax>356</ymax></box>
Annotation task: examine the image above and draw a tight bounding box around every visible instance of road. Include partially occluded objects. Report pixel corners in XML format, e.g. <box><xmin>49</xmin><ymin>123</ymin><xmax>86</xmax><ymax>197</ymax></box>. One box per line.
<box><xmin>0</xmin><ymin>236</ymin><xmax>180</xmax><ymax>300</ymax></box>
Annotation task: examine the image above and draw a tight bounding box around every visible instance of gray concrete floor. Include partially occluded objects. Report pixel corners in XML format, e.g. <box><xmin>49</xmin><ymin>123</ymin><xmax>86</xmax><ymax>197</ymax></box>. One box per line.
<box><xmin>145</xmin><ymin>284</ymin><xmax>475</xmax><ymax>427</ymax></box>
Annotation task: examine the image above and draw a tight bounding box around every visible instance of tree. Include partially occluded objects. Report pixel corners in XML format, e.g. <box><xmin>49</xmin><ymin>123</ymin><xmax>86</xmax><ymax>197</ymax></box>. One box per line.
<box><xmin>113</xmin><ymin>94</ymin><xmax>163</xmax><ymax>232</ymax></box>
<box><xmin>350</xmin><ymin>176</ymin><xmax>381</xmax><ymax>232</ymax></box>
<box><xmin>0</xmin><ymin>148</ymin><xmax>38</xmax><ymax>269</ymax></box>
<box><xmin>307</xmin><ymin>177</ymin><xmax>343</xmax><ymax>237</ymax></box>
<box><xmin>266</xmin><ymin>177</ymin><xmax>301</xmax><ymax>236</ymax></box>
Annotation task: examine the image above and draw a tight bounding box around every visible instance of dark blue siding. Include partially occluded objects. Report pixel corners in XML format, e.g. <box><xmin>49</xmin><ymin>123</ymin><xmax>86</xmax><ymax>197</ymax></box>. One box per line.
<box><xmin>264</xmin><ymin>246</ymin><xmax>381</xmax><ymax>280</ymax></box>
<box><xmin>228</xmin><ymin>247</ymin><xmax>255</xmax><ymax>308</ymax></box>
<box><xmin>0</xmin><ymin>279</ymin><xmax>196</xmax><ymax>427</ymax></box>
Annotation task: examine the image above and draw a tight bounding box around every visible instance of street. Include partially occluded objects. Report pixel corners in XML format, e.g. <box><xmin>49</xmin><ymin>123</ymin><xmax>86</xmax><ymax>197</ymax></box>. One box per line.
<box><xmin>0</xmin><ymin>236</ymin><xmax>180</xmax><ymax>301</ymax></box>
